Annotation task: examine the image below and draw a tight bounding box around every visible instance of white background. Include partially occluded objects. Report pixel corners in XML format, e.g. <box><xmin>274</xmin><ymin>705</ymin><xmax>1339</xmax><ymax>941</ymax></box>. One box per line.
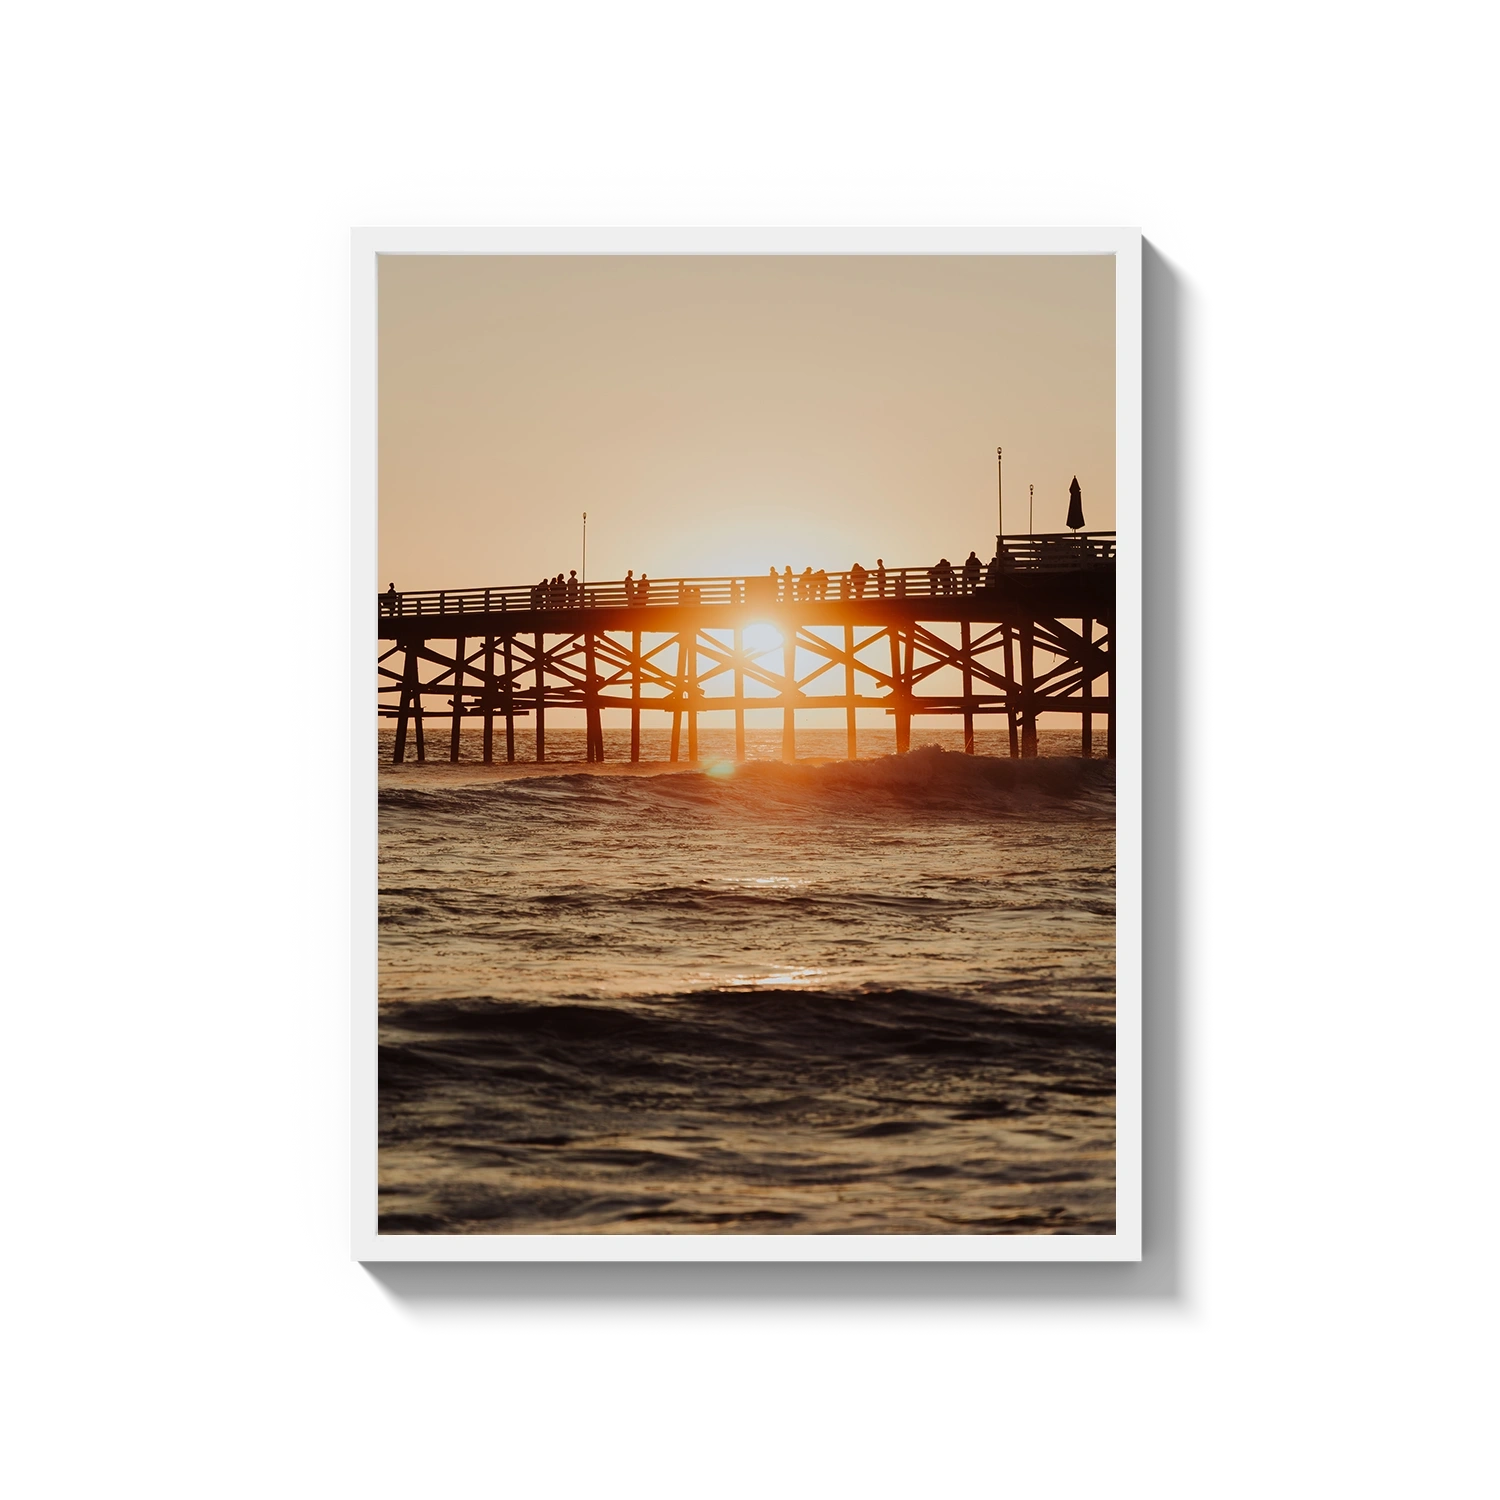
<box><xmin>3</xmin><ymin>3</ymin><xmax>1495</xmax><ymax>1495</ymax></box>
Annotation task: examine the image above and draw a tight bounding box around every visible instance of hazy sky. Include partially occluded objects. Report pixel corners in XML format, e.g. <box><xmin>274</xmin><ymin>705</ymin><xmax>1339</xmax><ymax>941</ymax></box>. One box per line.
<box><xmin>378</xmin><ymin>255</ymin><xmax>1114</xmax><ymax>591</ymax></box>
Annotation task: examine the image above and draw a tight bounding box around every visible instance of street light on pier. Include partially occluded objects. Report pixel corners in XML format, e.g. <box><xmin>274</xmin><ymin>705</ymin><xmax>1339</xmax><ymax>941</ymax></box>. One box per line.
<box><xmin>996</xmin><ymin>445</ymin><xmax>1003</xmax><ymax>554</ymax></box>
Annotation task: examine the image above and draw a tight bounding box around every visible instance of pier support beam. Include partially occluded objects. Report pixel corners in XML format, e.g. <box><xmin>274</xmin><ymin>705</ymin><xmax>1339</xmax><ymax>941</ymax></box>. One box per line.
<box><xmin>482</xmin><ymin>636</ymin><xmax>495</xmax><ymax>764</ymax></box>
<box><xmin>669</xmin><ymin>631</ymin><xmax>684</xmax><ymax>762</ymax></box>
<box><xmin>734</xmin><ymin>627</ymin><xmax>746</xmax><ymax>761</ymax></box>
<box><xmin>533</xmin><ymin>632</ymin><xmax>545</xmax><ymax>763</ymax></box>
<box><xmin>630</xmin><ymin>629</ymin><xmax>641</xmax><ymax>763</ymax></box>
<box><xmin>844</xmin><ymin>624</ymin><xmax>858</xmax><ymax>760</ymax></box>
<box><xmin>1004</xmin><ymin>624</ymin><xmax>1019</xmax><ymax>758</ymax></box>
<box><xmin>890</xmin><ymin>626</ymin><xmax>909</xmax><ymax>754</ymax></box>
<box><xmin>1080</xmin><ymin>616</ymin><xmax>1093</xmax><ymax>758</ymax></box>
<box><xmin>584</xmin><ymin>631</ymin><xmax>603</xmax><ymax>762</ymax></box>
<box><xmin>1020</xmin><ymin>621</ymin><xmax>1037</xmax><ymax>758</ymax></box>
<box><xmin>1105</xmin><ymin>611</ymin><xmax>1115</xmax><ymax>758</ymax></box>
<box><xmin>449</xmin><ymin>635</ymin><xmax>466</xmax><ymax>762</ymax></box>
<box><xmin>393</xmin><ymin>643</ymin><xmax>418</xmax><ymax>764</ymax></box>
<box><xmin>782</xmin><ymin>629</ymin><xmax>796</xmax><ymax>762</ymax></box>
<box><xmin>686</xmin><ymin>626</ymin><xmax>698</xmax><ymax>764</ymax></box>
<box><xmin>961</xmin><ymin>620</ymin><xmax>974</xmax><ymax>754</ymax></box>
<box><xmin>502</xmin><ymin>634</ymin><xmax>515</xmax><ymax>763</ymax></box>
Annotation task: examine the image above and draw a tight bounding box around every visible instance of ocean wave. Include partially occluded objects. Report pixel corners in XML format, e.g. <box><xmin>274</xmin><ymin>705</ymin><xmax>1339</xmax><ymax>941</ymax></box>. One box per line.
<box><xmin>381</xmin><ymin>986</ymin><xmax>1114</xmax><ymax>1092</ymax></box>
<box><xmin>379</xmin><ymin>747</ymin><xmax>1114</xmax><ymax>820</ymax></box>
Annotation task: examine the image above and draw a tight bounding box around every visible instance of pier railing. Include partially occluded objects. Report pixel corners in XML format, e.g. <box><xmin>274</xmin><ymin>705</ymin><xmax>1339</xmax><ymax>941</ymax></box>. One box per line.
<box><xmin>379</xmin><ymin>532</ymin><xmax>1115</xmax><ymax>618</ymax></box>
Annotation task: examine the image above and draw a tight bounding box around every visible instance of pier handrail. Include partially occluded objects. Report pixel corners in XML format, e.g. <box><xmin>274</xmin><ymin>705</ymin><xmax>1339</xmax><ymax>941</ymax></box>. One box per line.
<box><xmin>378</xmin><ymin>531</ymin><xmax>1115</xmax><ymax>618</ymax></box>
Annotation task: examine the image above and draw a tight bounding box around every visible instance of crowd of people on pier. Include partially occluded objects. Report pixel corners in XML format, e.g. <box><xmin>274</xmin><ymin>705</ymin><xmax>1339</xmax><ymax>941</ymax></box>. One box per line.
<box><xmin>382</xmin><ymin>545</ymin><xmax>1032</xmax><ymax>618</ymax></box>
<box><xmin>513</xmin><ymin>548</ymin><xmax>1016</xmax><ymax>611</ymax></box>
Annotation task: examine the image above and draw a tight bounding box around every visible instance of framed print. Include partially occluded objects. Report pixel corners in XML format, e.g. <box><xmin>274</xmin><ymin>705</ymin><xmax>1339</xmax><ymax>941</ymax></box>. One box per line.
<box><xmin>352</xmin><ymin>229</ymin><xmax>1141</xmax><ymax>1260</ymax></box>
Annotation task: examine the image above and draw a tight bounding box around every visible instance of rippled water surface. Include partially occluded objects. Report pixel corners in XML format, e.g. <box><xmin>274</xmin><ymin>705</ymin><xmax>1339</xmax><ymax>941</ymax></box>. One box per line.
<box><xmin>378</xmin><ymin>728</ymin><xmax>1116</xmax><ymax>1234</ymax></box>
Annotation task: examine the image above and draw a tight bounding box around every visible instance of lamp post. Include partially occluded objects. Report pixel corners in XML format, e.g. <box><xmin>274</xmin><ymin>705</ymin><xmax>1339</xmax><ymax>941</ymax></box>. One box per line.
<box><xmin>996</xmin><ymin>446</ymin><xmax>1003</xmax><ymax>554</ymax></box>
<box><xmin>582</xmin><ymin>511</ymin><xmax>587</xmax><ymax>588</ymax></box>
<box><xmin>1029</xmin><ymin>483</ymin><xmax>1034</xmax><ymax>535</ymax></box>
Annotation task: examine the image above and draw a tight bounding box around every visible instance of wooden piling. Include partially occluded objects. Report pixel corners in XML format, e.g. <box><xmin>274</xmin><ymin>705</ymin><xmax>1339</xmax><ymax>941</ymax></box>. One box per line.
<box><xmin>482</xmin><ymin>636</ymin><xmax>495</xmax><ymax>764</ymax></box>
<box><xmin>733</xmin><ymin>626</ymin><xmax>746</xmax><ymax>761</ymax></box>
<box><xmin>584</xmin><ymin>630</ymin><xmax>603</xmax><ymax>762</ymax></box>
<box><xmin>1020</xmin><ymin>620</ymin><xmax>1037</xmax><ymax>758</ymax></box>
<box><xmin>1080</xmin><ymin>616</ymin><xmax>1093</xmax><ymax>758</ymax></box>
<box><xmin>449</xmin><ymin>635</ymin><xmax>466</xmax><ymax>762</ymax></box>
<box><xmin>1003</xmin><ymin>623</ymin><xmax>1019</xmax><ymax>758</ymax></box>
<box><xmin>1105</xmin><ymin>611</ymin><xmax>1115</xmax><ymax>758</ymax></box>
<box><xmin>686</xmin><ymin>626</ymin><xmax>698</xmax><ymax>764</ymax></box>
<box><xmin>669</xmin><ymin>631</ymin><xmax>683</xmax><ymax>762</ymax></box>
<box><xmin>502</xmin><ymin>633</ymin><xmax>515</xmax><ymax>763</ymax></box>
<box><xmin>961</xmin><ymin>620</ymin><xmax>974</xmax><ymax>754</ymax></box>
<box><xmin>630</xmin><ymin>629</ymin><xmax>641</xmax><ymax>763</ymax></box>
<box><xmin>393</xmin><ymin>643</ymin><xmax>417</xmax><ymax>764</ymax></box>
<box><xmin>844</xmin><ymin>623</ymin><xmax>857</xmax><ymax>760</ymax></box>
<box><xmin>889</xmin><ymin>626</ymin><xmax>909</xmax><ymax>754</ymax></box>
<box><xmin>782</xmin><ymin>628</ymin><xmax>796</xmax><ymax>762</ymax></box>
<box><xmin>533</xmin><ymin>631</ymin><xmax>545</xmax><ymax>763</ymax></box>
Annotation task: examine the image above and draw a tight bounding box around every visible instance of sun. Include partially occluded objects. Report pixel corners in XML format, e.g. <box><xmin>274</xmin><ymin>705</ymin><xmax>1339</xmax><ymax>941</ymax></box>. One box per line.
<box><xmin>740</xmin><ymin>621</ymin><xmax>783</xmax><ymax>659</ymax></box>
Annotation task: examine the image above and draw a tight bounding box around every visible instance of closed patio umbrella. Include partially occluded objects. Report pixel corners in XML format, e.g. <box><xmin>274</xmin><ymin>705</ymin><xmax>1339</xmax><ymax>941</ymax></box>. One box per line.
<box><xmin>1066</xmin><ymin>476</ymin><xmax>1085</xmax><ymax>531</ymax></box>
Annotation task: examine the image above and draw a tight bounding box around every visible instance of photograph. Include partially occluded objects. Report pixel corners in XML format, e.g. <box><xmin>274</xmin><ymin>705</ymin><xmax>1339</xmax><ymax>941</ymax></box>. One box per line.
<box><xmin>362</xmin><ymin>238</ymin><xmax>1139</xmax><ymax>1251</ymax></box>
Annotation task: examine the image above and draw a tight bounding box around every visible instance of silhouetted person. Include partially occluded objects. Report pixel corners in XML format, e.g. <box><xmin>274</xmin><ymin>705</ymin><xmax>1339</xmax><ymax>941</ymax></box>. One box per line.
<box><xmin>986</xmin><ymin>551</ymin><xmax>1003</xmax><ymax>591</ymax></box>
<box><xmin>623</xmin><ymin>569</ymin><xmax>635</xmax><ymax>604</ymax></box>
<box><xmin>799</xmin><ymin>566</ymin><xmax>813</xmax><ymax>602</ymax></box>
<box><xmin>850</xmin><ymin>562</ymin><xmax>868</xmax><ymax>598</ymax></box>
<box><xmin>875</xmin><ymin>559</ymin><xmax>886</xmax><ymax>597</ymax></box>
<box><xmin>567</xmin><ymin>570</ymin><xmax>580</xmax><ymax>606</ymax></box>
<box><xmin>936</xmin><ymin>558</ymin><xmax>955</xmax><ymax>595</ymax></box>
<box><xmin>384</xmin><ymin>582</ymin><xmax>397</xmax><ymax>615</ymax></box>
<box><xmin>963</xmin><ymin>551</ymin><xmax>981</xmax><ymax>594</ymax></box>
<box><xmin>637</xmin><ymin>573</ymin><xmax>651</xmax><ymax>605</ymax></box>
<box><xmin>782</xmin><ymin>566</ymin><xmax>793</xmax><ymax>602</ymax></box>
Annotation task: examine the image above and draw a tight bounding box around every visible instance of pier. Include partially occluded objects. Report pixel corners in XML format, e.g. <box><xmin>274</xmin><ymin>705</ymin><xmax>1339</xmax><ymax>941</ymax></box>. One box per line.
<box><xmin>378</xmin><ymin>533</ymin><xmax>1115</xmax><ymax>764</ymax></box>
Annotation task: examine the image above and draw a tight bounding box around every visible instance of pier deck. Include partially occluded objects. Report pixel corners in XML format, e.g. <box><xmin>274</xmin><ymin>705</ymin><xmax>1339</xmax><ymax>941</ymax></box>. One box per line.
<box><xmin>377</xmin><ymin>533</ymin><xmax>1115</xmax><ymax>764</ymax></box>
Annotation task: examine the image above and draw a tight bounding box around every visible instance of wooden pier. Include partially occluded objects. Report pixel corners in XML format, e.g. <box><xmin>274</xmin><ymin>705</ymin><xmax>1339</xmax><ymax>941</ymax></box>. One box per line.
<box><xmin>377</xmin><ymin>533</ymin><xmax>1115</xmax><ymax>763</ymax></box>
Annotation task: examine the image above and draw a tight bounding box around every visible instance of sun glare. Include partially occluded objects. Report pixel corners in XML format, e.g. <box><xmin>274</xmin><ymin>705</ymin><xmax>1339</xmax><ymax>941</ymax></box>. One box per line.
<box><xmin>741</xmin><ymin>621</ymin><xmax>783</xmax><ymax>658</ymax></box>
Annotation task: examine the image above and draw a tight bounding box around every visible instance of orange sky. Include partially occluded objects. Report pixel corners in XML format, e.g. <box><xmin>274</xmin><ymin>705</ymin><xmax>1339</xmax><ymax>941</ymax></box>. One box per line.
<box><xmin>378</xmin><ymin>255</ymin><xmax>1114</xmax><ymax>593</ymax></box>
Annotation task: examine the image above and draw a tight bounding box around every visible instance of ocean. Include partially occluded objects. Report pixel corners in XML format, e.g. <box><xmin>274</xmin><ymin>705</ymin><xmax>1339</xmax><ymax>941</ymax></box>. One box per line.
<box><xmin>377</xmin><ymin>727</ymin><xmax>1116</xmax><ymax>1235</ymax></box>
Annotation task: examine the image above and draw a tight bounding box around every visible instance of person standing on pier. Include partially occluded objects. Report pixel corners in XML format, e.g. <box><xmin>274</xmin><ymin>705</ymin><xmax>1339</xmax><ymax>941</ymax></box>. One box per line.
<box><xmin>782</xmin><ymin>566</ymin><xmax>793</xmax><ymax>602</ymax></box>
<box><xmin>637</xmin><ymin>573</ymin><xmax>650</xmax><ymax>604</ymax></box>
<box><xmin>623</xmin><ymin>569</ymin><xmax>635</xmax><ymax>604</ymax></box>
<box><xmin>876</xmin><ymin>559</ymin><xmax>887</xmax><ymax>597</ymax></box>
<box><xmin>567</xmin><ymin>570</ymin><xmax>580</xmax><ymax>606</ymax></box>
<box><xmin>384</xmin><ymin>582</ymin><xmax>397</xmax><ymax>615</ymax></box>
<box><xmin>851</xmin><ymin>561</ymin><xmax>868</xmax><ymax>598</ymax></box>
<box><xmin>963</xmin><ymin>551</ymin><xmax>982</xmax><ymax>594</ymax></box>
